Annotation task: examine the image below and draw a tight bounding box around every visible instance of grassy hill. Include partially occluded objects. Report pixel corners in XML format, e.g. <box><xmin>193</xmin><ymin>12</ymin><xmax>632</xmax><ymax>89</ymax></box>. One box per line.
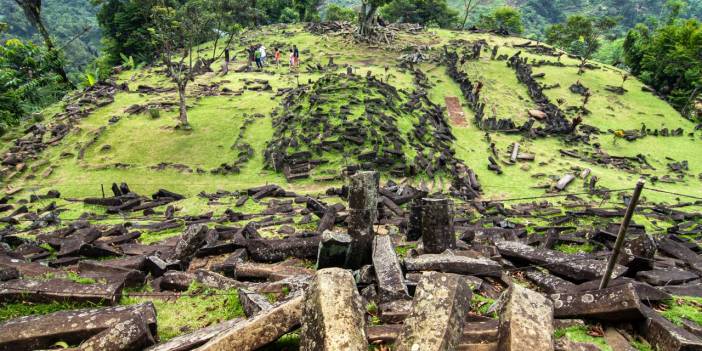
<box><xmin>2</xmin><ymin>24</ymin><xmax>699</xmax><ymax>204</ymax></box>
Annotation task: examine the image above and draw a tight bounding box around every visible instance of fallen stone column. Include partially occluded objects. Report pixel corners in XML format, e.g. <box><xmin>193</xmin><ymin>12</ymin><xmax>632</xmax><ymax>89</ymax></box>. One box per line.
<box><xmin>238</xmin><ymin>288</ymin><xmax>274</xmax><ymax>317</ymax></box>
<box><xmin>404</xmin><ymin>253</ymin><xmax>502</xmax><ymax>277</ymax></box>
<box><xmin>550</xmin><ymin>283</ymin><xmax>644</xmax><ymax>322</ymax></box>
<box><xmin>300</xmin><ymin>268</ymin><xmax>368</xmax><ymax>350</ymax></box>
<box><xmin>247</xmin><ymin>237</ymin><xmax>320</xmax><ymax>262</ymax></box>
<box><xmin>0</xmin><ymin>278</ymin><xmax>122</xmax><ymax>305</ymax></box>
<box><xmin>78</xmin><ymin>311</ymin><xmax>155</xmax><ymax>351</ymax></box>
<box><xmin>195</xmin><ymin>295</ymin><xmax>303</xmax><ymax>351</ymax></box>
<box><xmin>0</xmin><ymin>302</ymin><xmax>157</xmax><ymax>351</ymax></box>
<box><xmin>145</xmin><ymin>319</ymin><xmax>243</xmax><ymax>351</ymax></box>
<box><xmin>372</xmin><ymin>235</ymin><xmax>409</xmax><ymax>302</ymax></box>
<box><xmin>638</xmin><ymin>305</ymin><xmax>702</xmax><ymax>351</ymax></box>
<box><xmin>495</xmin><ymin>240</ymin><xmax>626</xmax><ymax>282</ymax></box>
<box><xmin>497</xmin><ymin>284</ymin><xmax>554</xmax><ymax>351</ymax></box>
<box><xmin>395</xmin><ymin>272</ymin><xmax>472</xmax><ymax>351</ymax></box>
<box><xmin>346</xmin><ymin>171</ymin><xmax>379</xmax><ymax>269</ymax></box>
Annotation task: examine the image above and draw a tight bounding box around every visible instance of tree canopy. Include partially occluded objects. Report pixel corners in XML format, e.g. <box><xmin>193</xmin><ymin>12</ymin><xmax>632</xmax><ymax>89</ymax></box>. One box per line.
<box><xmin>380</xmin><ymin>0</ymin><xmax>458</xmax><ymax>28</ymax></box>
<box><xmin>477</xmin><ymin>6</ymin><xmax>523</xmax><ymax>35</ymax></box>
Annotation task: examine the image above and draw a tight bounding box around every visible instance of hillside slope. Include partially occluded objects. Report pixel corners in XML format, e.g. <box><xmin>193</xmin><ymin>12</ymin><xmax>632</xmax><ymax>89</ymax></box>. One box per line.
<box><xmin>1</xmin><ymin>24</ymin><xmax>699</xmax><ymax>203</ymax></box>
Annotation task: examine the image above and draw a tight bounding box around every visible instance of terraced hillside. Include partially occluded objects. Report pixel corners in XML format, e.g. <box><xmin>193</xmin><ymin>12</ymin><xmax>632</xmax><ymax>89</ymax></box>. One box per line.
<box><xmin>0</xmin><ymin>24</ymin><xmax>701</xmax><ymax>351</ymax></box>
<box><xmin>1</xmin><ymin>25</ymin><xmax>700</xmax><ymax>200</ymax></box>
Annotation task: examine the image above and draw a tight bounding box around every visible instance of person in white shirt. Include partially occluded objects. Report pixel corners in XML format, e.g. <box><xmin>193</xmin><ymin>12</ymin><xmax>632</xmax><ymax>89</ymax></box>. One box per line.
<box><xmin>259</xmin><ymin>45</ymin><xmax>266</xmax><ymax>66</ymax></box>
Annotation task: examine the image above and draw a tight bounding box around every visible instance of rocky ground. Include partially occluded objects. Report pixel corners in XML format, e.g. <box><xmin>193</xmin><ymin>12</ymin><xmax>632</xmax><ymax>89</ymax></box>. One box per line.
<box><xmin>0</xmin><ymin>22</ymin><xmax>701</xmax><ymax>351</ymax></box>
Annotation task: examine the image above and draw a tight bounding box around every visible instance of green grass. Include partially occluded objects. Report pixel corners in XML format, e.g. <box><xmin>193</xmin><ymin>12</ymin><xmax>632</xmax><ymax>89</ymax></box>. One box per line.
<box><xmin>470</xmin><ymin>293</ymin><xmax>496</xmax><ymax>318</ymax></box>
<box><xmin>394</xmin><ymin>243</ymin><xmax>417</xmax><ymax>258</ymax></box>
<box><xmin>554</xmin><ymin>326</ymin><xmax>612</xmax><ymax>351</ymax></box>
<box><xmin>554</xmin><ymin>242</ymin><xmax>596</xmax><ymax>254</ymax></box>
<box><xmin>0</xmin><ymin>301</ymin><xmax>99</xmax><ymax>322</ymax></box>
<box><xmin>120</xmin><ymin>283</ymin><xmax>244</xmax><ymax>341</ymax></box>
<box><xmin>661</xmin><ymin>296</ymin><xmax>702</xmax><ymax>327</ymax></box>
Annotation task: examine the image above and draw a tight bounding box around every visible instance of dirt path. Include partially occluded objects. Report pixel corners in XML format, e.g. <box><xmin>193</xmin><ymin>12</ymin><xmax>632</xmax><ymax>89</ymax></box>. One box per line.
<box><xmin>445</xmin><ymin>96</ymin><xmax>467</xmax><ymax>126</ymax></box>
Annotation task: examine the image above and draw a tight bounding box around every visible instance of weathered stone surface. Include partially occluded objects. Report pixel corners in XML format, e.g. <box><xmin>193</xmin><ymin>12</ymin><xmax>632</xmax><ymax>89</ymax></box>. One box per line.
<box><xmin>238</xmin><ymin>288</ymin><xmax>273</xmax><ymax>317</ymax></box>
<box><xmin>145</xmin><ymin>319</ymin><xmax>243</xmax><ymax>351</ymax></box>
<box><xmin>0</xmin><ymin>302</ymin><xmax>157</xmax><ymax>351</ymax></box>
<box><xmin>495</xmin><ymin>240</ymin><xmax>626</xmax><ymax>282</ymax></box>
<box><xmin>497</xmin><ymin>284</ymin><xmax>554</xmax><ymax>351</ymax></box>
<box><xmin>316</xmin><ymin>230</ymin><xmax>351</xmax><ymax>269</ymax></box>
<box><xmin>247</xmin><ymin>237</ymin><xmax>320</xmax><ymax>262</ymax></box>
<box><xmin>234</xmin><ymin>261</ymin><xmax>314</xmax><ymax>281</ymax></box>
<box><xmin>421</xmin><ymin>198</ymin><xmax>456</xmax><ymax>254</ymax></box>
<box><xmin>525</xmin><ymin>270</ymin><xmax>577</xmax><ymax>293</ymax></box>
<box><xmin>174</xmin><ymin>224</ymin><xmax>209</xmax><ymax>262</ymax></box>
<box><xmin>78</xmin><ymin>311</ymin><xmax>155</xmax><ymax>351</ymax></box>
<box><xmin>78</xmin><ymin>260</ymin><xmax>146</xmax><ymax>288</ymax></box>
<box><xmin>664</xmin><ymin>283</ymin><xmax>702</xmax><ymax>297</ymax></box>
<box><xmin>554</xmin><ymin>338</ymin><xmax>600</xmax><ymax>351</ymax></box>
<box><xmin>550</xmin><ymin>283</ymin><xmax>643</xmax><ymax>322</ymax></box>
<box><xmin>575</xmin><ymin>277</ymin><xmax>671</xmax><ymax>301</ymax></box>
<box><xmin>636</xmin><ymin>268</ymin><xmax>699</xmax><ymax>286</ymax></box>
<box><xmin>658</xmin><ymin>237</ymin><xmax>702</xmax><ymax>273</ymax></box>
<box><xmin>0</xmin><ymin>264</ymin><xmax>19</xmax><ymax>281</ymax></box>
<box><xmin>196</xmin><ymin>295</ymin><xmax>303</xmax><ymax>351</ymax></box>
<box><xmin>404</xmin><ymin>252</ymin><xmax>502</xmax><ymax>277</ymax></box>
<box><xmin>395</xmin><ymin>272</ymin><xmax>472</xmax><ymax>351</ymax></box>
<box><xmin>639</xmin><ymin>305</ymin><xmax>702</xmax><ymax>351</ymax></box>
<box><xmin>300</xmin><ymin>268</ymin><xmax>368</xmax><ymax>350</ymax></box>
<box><xmin>346</xmin><ymin>171</ymin><xmax>379</xmax><ymax>269</ymax></box>
<box><xmin>372</xmin><ymin>235</ymin><xmax>409</xmax><ymax>302</ymax></box>
<box><xmin>0</xmin><ymin>278</ymin><xmax>122</xmax><ymax>305</ymax></box>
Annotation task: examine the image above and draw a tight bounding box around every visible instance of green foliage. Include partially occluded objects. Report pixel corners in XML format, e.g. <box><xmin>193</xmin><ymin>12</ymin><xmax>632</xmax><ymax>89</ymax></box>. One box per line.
<box><xmin>324</xmin><ymin>4</ymin><xmax>356</xmax><ymax>22</ymax></box>
<box><xmin>553</xmin><ymin>325</ymin><xmax>612</xmax><ymax>351</ymax></box>
<box><xmin>554</xmin><ymin>242</ymin><xmax>596</xmax><ymax>254</ymax></box>
<box><xmin>381</xmin><ymin>0</ymin><xmax>459</xmax><ymax>28</ymax></box>
<box><xmin>279</xmin><ymin>7</ymin><xmax>301</xmax><ymax>23</ymax></box>
<box><xmin>545</xmin><ymin>15</ymin><xmax>619</xmax><ymax>61</ymax></box>
<box><xmin>477</xmin><ymin>6</ymin><xmax>523</xmax><ymax>35</ymax></box>
<box><xmin>0</xmin><ymin>38</ymin><xmax>68</xmax><ymax>134</ymax></box>
<box><xmin>470</xmin><ymin>294</ymin><xmax>496</xmax><ymax>317</ymax></box>
<box><xmin>94</xmin><ymin>0</ymin><xmax>163</xmax><ymax>65</ymax></box>
<box><xmin>623</xmin><ymin>17</ymin><xmax>702</xmax><ymax>117</ymax></box>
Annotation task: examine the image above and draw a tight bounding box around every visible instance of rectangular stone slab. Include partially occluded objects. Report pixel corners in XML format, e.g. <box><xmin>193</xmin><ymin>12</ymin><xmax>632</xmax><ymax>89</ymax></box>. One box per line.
<box><xmin>404</xmin><ymin>253</ymin><xmax>502</xmax><ymax>277</ymax></box>
<box><xmin>0</xmin><ymin>302</ymin><xmax>156</xmax><ymax>351</ymax></box>
<box><xmin>498</xmin><ymin>284</ymin><xmax>554</xmax><ymax>351</ymax></box>
<box><xmin>372</xmin><ymin>235</ymin><xmax>409</xmax><ymax>302</ymax></box>
<box><xmin>550</xmin><ymin>283</ymin><xmax>643</xmax><ymax>322</ymax></box>
<box><xmin>145</xmin><ymin>319</ymin><xmax>243</xmax><ymax>351</ymax></box>
<box><xmin>78</xmin><ymin>311</ymin><xmax>155</xmax><ymax>351</ymax></box>
<box><xmin>0</xmin><ymin>278</ymin><xmax>122</xmax><ymax>305</ymax></box>
<box><xmin>247</xmin><ymin>237</ymin><xmax>320</xmax><ymax>262</ymax></box>
<box><xmin>495</xmin><ymin>240</ymin><xmax>626</xmax><ymax>282</ymax></box>
<box><xmin>195</xmin><ymin>295</ymin><xmax>303</xmax><ymax>351</ymax></box>
<box><xmin>395</xmin><ymin>272</ymin><xmax>472</xmax><ymax>351</ymax></box>
<box><xmin>300</xmin><ymin>268</ymin><xmax>368</xmax><ymax>350</ymax></box>
<box><xmin>639</xmin><ymin>305</ymin><xmax>702</xmax><ymax>351</ymax></box>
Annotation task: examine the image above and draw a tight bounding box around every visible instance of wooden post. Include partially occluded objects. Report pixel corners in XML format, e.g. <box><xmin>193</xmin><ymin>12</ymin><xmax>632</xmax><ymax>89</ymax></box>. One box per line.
<box><xmin>599</xmin><ymin>179</ymin><xmax>645</xmax><ymax>289</ymax></box>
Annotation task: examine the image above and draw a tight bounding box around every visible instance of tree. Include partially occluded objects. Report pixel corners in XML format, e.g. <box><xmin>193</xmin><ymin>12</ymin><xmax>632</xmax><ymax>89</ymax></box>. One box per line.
<box><xmin>11</xmin><ymin>0</ymin><xmax>72</xmax><ymax>86</ymax></box>
<box><xmin>623</xmin><ymin>18</ymin><xmax>702</xmax><ymax>117</ymax></box>
<box><xmin>460</xmin><ymin>0</ymin><xmax>487</xmax><ymax>29</ymax></box>
<box><xmin>358</xmin><ymin>0</ymin><xmax>391</xmax><ymax>38</ymax></box>
<box><xmin>477</xmin><ymin>6</ymin><xmax>523</xmax><ymax>35</ymax></box>
<box><xmin>381</xmin><ymin>0</ymin><xmax>458</xmax><ymax>28</ymax></box>
<box><xmin>0</xmin><ymin>38</ymin><xmax>67</xmax><ymax>133</ymax></box>
<box><xmin>149</xmin><ymin>1</ymin><xmax>214</xmax><ymax>129</ymax></box>
<box><xmin>279</xmin><ymin>7</ymin><xmax>301</xmax><ymax>23</ymax></box>
<box><xmin>545</xmin><ymin>15</ymin><xmax>619</xmax><ymax>74</ymax></box>
<box><xmin>325</xmin><ymin>4</ymin><xmax>356</xmax><ymax>22</ymax></box>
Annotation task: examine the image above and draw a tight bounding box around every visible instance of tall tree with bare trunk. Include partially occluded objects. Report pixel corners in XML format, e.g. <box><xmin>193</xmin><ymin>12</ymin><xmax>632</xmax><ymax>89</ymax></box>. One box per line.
<box><xmin>12</xmin><ymin>0</ymin><xmax>73</xmax><ymax>86</ymax></box>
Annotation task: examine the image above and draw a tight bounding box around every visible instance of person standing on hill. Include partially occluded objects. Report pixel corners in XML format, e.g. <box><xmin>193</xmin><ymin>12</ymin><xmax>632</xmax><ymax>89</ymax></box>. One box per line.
<box><xmin>254</xmin><ymin>48</ymin><xmax>262</xmax><ymax>70</ymax></box>
<box><xmin>289</xmin><ymin>48</ymin><xmax>295</xmax><ymax>71</ymax></box>
<box><xmin>247</xmin><ymin>45</ymin><xmax>256</xmax><ymax>67</ymax></box>
<box><xmin>259</xmin><ymin>45</ymin><xmax>267</xmax><ymax>66</ymax></box>
<box><xmin>293</xmin><ymin>45</ymin><xmax>300</xmax><ymax>67</ymax></box>
<box><xmin>274</xmin><ymin>48</ymin><xmax>281</xmax><ymax>68</ymax></box>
